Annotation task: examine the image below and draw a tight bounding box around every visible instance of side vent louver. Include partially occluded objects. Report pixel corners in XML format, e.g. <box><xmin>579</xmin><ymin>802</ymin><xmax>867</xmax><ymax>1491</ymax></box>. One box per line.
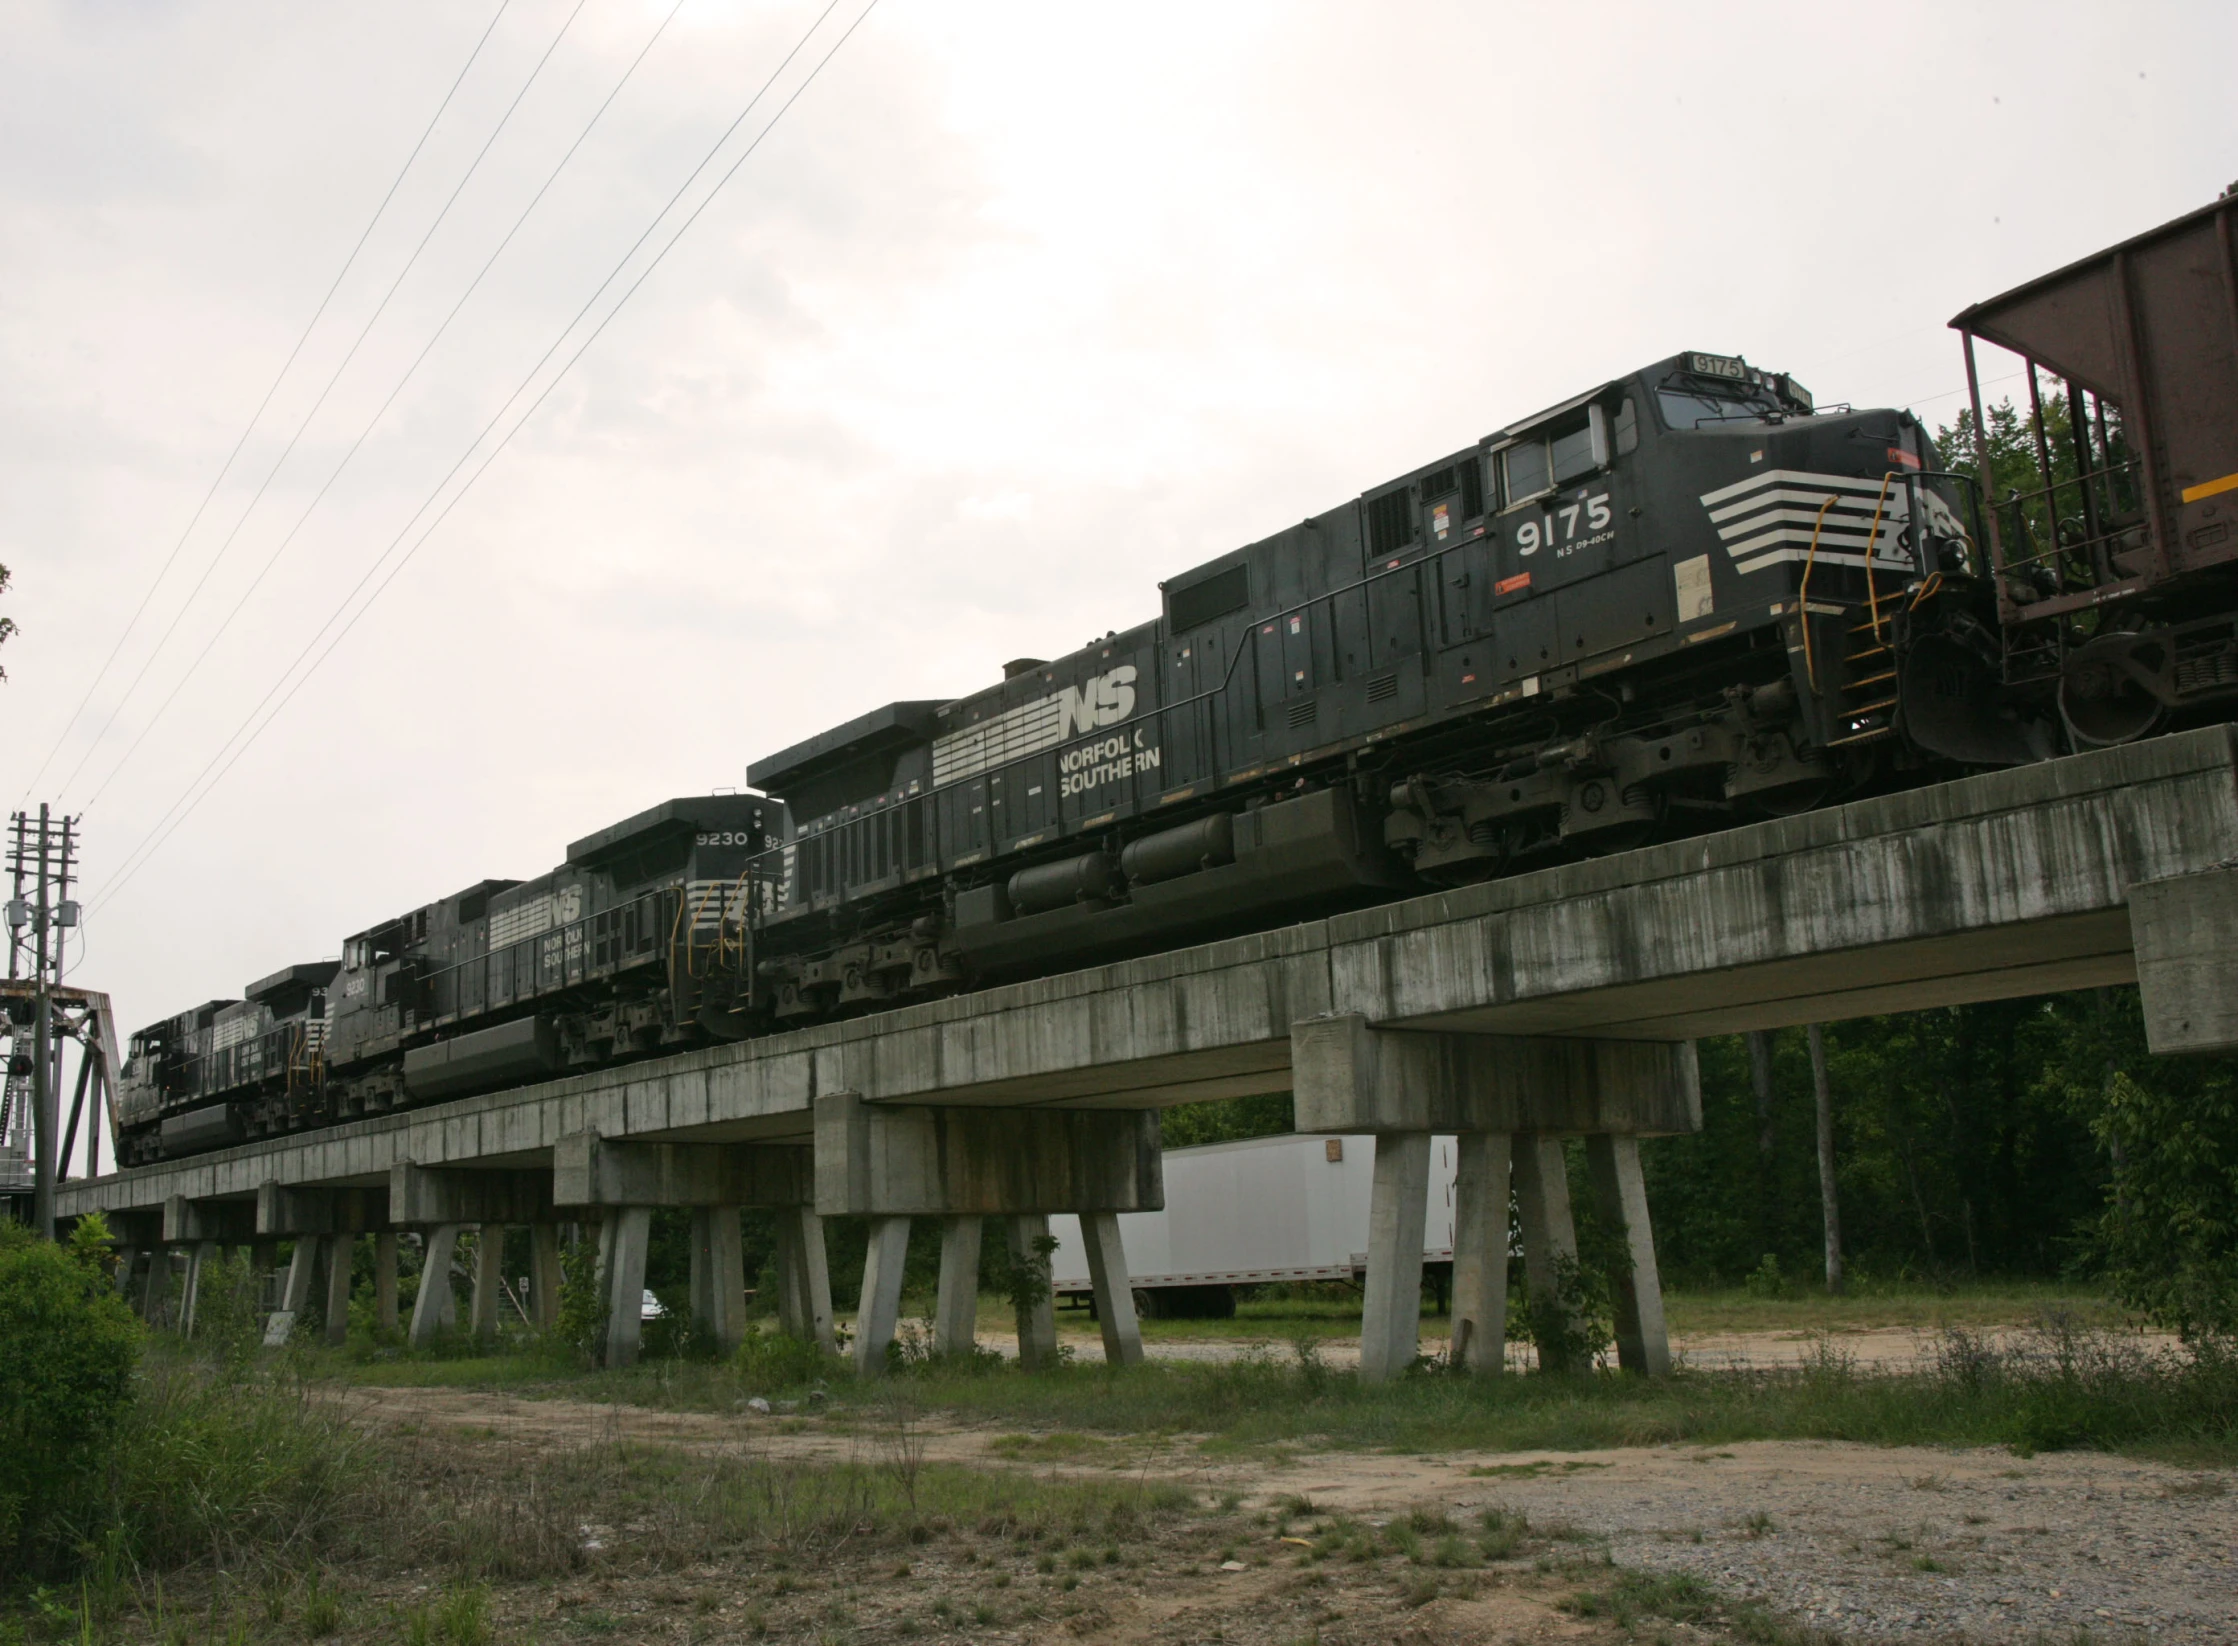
<box><xmin>1366</xmin><ymin>673</ymin><xmax>1400</xmax><ymax>703</ymax></box>
<box><xmin>1286</xmin><ymin>698</ymin><xmax>1319</xmax><ymax>729</ymax></box>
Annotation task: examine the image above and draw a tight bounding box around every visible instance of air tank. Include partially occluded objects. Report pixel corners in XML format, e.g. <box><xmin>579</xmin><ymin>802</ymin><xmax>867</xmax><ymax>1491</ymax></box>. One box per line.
<box><xmin>1006</xmin><ymin>852</ymin><xmax>1117</xmax><ymax>915</ymax></box>
<box><xmin>1118</xmin><ymin>813</ymin><xmax>1235</xmax><ymax>886</ymax></box>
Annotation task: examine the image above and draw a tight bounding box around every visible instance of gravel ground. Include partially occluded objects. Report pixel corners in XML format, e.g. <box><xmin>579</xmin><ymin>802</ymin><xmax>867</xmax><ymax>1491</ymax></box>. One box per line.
<box><xmin>1302</xmin><ymin>1441</ymin><xmax>2235</xmax><ymax>1642</ymax></box>
<box><xmin>356</xmin><ymin>1386</ymin><xmax>2237</xmax><ymax>1642</ymax></box>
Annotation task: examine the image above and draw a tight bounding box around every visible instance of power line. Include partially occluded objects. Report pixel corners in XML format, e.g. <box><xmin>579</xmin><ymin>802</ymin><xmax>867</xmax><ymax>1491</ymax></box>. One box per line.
<box><xmin>83</xmin><ymin>0</ymin><xmax>686</xmax><ymax>816</ymax></box>
<box><xmin>92</xmin><ymin>0</ymin><xmax>882</xmax><ymax>913</ymax></box>
<box><xmin>60</xmin><ymin>0</ymin><xmax>587</xmax><ymax>808</ymax></box>
<box><xmin>19</xmin><ymin>0</ymin><xmax>514</xmax><ymax>804</ymax></box>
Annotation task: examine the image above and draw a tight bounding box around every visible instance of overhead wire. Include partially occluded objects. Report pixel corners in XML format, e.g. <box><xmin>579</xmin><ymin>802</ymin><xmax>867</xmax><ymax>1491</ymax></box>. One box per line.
<box><xmin>81</xmin><ymin>0</ymin><xmax>689</xmax><ymax>815</ymax></box>
<box><xmin>58</xmin><ymin>0</ymin><xmax>589</xmax><ymax>807</ymax></box>
<box><xmin>17</xmin><ymin>0</ymin><xmax>515</xmax><ymax>804</ymax></box>
<box><xmin>90</xmin><ymin>0</ymin><xmax>883</xmax><ymax>912</ymax></box>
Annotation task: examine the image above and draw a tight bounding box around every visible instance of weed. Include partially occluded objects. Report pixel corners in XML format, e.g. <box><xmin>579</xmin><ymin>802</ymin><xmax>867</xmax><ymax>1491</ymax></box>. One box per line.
<box><xmin>301</xmin><ymin>1578</ymin><xmax>343</xmax><ymax>1639</ymax></box>
<box><xmin>1477</xmin><ymin>1507</ymin><xmax>1526</xmax><ymax>1561</ymax></box>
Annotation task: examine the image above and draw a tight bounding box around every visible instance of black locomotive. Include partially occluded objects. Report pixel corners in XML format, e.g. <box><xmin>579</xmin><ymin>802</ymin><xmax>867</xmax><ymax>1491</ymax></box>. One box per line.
<box><xmin>113</xmin><ymin>194</ymin><xmax>2238</xmax><ymax>1165</ymax></box>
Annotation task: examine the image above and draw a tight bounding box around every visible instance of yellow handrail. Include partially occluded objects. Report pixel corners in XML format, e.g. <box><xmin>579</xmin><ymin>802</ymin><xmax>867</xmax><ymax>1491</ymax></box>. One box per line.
<box><xmin>1797</xmin><ymin>492</ymin><xmax>1841</xmax><ymax>692</ymax></box>
<box><xmin>1855</xmin><ymin>472</ymin><xmax>1900</xmax><ymax>643</ymax></box>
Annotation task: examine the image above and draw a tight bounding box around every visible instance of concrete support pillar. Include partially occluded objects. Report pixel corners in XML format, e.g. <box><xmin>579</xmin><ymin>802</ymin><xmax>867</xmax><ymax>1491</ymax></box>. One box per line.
<box><xmin>933</xmin><ymin>1215</ymin><xmax>983</xmax><ymax>1357</ymax></box>
<box><xmin>1078</xmin><ymin>1211</ymin><xmax>1143</xmax><ymax>1369</ymax></box>
<box><xmin>182</xmin><ymin>1239</ymin><xmax>220</xmax><ymax>1337</ymax></box>
<box><xmin>374</xmin><ymin>1233</ymin><xmax>400</xmax><ymax>1335</ymax></box>
<box><xmin>280</xmin><ymin>1236</ymin><xmax>320</xmax><ymax>1317</ymax></box>
<box><xmin>1358</xmin><ymin>1132</ymin><xmax>1433</xmax><ymax>1384</ymax></box>
<box><xmin>1513</xmin><ymin>1134</ymin><xmax>1582</xmax><ymax>1370</ymax></box>
<box><xmin>1007</xmin><ymin>1214</ymin><xmax>1059</xmax><ymax>1372</ymax></box>
<box><xmin>690</xmin><ymin>1206</ymin><xmax>749</xmax><ymax>1352</ymax></box>
<box><xmin>142</xmin><ymin>1247</ymin><xmax>175</xmax><ymax>1327</ymax></box>
<box><xmin>1450</xmin><ymin>1131</ymin><xmax>1513</xmax><ymax>1375</ymax></box>
<box><xmin>469</xmin><ymin>1226</ymin><xmax>505</xmax><ymax>1342</ymax></box>
<box><xmin>1585</xmin><ymin>1134</ymin><xmax>1670</xmax><ymax>1376</ymax></box>
<box><xmin>814</xmin><ymin>1093</ymin><xmax>1160</xmax><ymax>1376</ymax></box>
<box><xmin>852</xmin><ymin>1215</ymin><xmax>911</xmax><ymax>1376</ymax></box>
<box><xmin>324</xmin><ymin>1233</ymin><xmax>355</xmax><ymax>1347</ymax></box>
<box><xmin>529</xmin><ymin>1224</ymin><xmax>563</xmax><ymax>1331</ymax></box>
<box><xmin>409</xmin><ymin>1224</ymin><xmax>461</xmax><ymax>1348</ymax></box>
<box><xmin>598</xmin><ymin>1205</ymin><xmax>653</xmax><ymax>1369</ymax></box>
<box><xmin>774</xmin><ymin>1206</ymin><xmax>836</xmax><ymax>1352</ymax></box>
<box><xmin>114</xmin><ymin>1247</ymin><xmax>141</xmax><ymax>1301</ymax></box>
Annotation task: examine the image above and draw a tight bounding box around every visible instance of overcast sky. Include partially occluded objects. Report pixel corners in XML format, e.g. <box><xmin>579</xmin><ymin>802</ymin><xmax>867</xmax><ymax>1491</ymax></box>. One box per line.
<box><xmin>3</xmin><ymin>0</ymin><xmax>2231</xmax><ymax>1166</ymax></box>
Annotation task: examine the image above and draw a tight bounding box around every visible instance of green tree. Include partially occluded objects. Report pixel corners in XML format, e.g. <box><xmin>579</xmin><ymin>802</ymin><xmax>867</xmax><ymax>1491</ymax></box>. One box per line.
<box><xmin>2034</xmin><ymin>988</ymin><xmax>2238</xmax><ymax>1339</ymax></box>
<box><xmin>0</xmin><ymin>1215</ymin><xmax>143</xmax><ymax>1561</ymax></box>
<box><xmin>1160</xmin><ymin>1092</ymin><xmax>1293</xmax><ymax>1148</ymax></box>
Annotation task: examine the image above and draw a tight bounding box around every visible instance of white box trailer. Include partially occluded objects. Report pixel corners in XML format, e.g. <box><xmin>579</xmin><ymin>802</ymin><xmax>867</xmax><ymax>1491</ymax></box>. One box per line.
<box><xmin>1048</xmin><ymin>1132</ymin><xmax>1460</xmax><ymax>1313</ymax></box>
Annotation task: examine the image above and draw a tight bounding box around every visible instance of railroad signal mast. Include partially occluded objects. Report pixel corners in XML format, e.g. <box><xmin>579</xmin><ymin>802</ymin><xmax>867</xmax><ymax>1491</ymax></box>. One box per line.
<box><xmin>2</xmin><ymin>806</ymin><xmax>116</xmax><ymax>1238</ymax></box>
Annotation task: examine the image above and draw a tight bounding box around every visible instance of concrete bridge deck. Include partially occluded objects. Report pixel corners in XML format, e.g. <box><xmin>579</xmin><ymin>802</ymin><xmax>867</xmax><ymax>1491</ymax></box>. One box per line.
<box><xmin>58</xmin><ymin>723</ymin><xmax>2238</xmax><ymax>1377</ymax></box>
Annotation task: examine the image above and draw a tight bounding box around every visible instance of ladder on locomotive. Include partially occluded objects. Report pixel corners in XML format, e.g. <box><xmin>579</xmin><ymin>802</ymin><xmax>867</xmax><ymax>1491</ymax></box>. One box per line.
<box><xmin>1826</xmin><ymin>571</ymin><xmax>1910</xmax><ymax>749</ymax></box>
<box><xmin>1818</xmin><ymin>476</ymin><xmax>1915</xmax><ymax>751</ymax></box>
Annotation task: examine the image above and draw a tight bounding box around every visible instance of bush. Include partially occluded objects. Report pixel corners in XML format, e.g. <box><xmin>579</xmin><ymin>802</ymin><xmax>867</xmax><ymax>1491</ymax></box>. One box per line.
<box><xmin>0</xmin><ymin>1216</ymin><xmax>142</xmax><ymax>1566</ymax></box>
<box><xmin>84</xmin><ymin>1346</ymin><xmax>371</xmax><ymax>1574</ymax></box>
<box><xmin>735</xmin><ymin>1328</ymin><xmax>833</xmax><ymax>1391</ymax></box>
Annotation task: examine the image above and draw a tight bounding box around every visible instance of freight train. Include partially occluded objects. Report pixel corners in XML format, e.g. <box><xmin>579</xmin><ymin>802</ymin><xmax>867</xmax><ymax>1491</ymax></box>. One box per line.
<box><xmin>113</xmin><ymin>194</ymin><xmax>2238</xmax><ymax>1165</ymax></box>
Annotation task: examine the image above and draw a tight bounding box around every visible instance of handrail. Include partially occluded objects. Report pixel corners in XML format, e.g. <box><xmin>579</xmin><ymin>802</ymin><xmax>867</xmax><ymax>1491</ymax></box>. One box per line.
<box><xmin>1796</xmin><ymin>493</ymin><xmax>1842</xmax><ymax>691</ymax></box>
<box><xmin>1855</xmin><ymin>473</ymin><xmax>1900</xmax><ymax>643</ymax></box>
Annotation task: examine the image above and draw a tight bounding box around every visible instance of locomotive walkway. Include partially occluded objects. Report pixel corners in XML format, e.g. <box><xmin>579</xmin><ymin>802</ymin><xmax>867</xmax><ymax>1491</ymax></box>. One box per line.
<box><xmin>62</xmin><ymin>724</ymin><xmax>2238</xmax><ymax>1380</ymax></box>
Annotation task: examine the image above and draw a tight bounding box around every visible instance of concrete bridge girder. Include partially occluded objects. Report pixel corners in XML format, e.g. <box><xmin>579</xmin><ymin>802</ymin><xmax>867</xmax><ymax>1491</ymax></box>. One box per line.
<box><xmin>2129</xmin><ymin>866</ymin><xmax>2238</xmax><ymax>1054</ymax></box>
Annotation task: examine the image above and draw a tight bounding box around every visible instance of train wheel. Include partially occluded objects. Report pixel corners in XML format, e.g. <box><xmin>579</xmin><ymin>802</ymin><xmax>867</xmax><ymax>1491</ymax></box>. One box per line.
<box><xmin>2058</xmin><ymin>634</ymin><xmax>2168</xmax><ymax>747</ymax></box>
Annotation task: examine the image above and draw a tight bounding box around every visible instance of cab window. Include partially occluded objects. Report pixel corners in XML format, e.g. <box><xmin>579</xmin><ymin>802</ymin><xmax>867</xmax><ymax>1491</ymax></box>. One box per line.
<box><xmin>1501</xmin><ymin>442</ymin><xmax>1552</xmax><ymax>508</ymax></box>
<box><xmin>1551</xmin><ymin>422</ymin><xmax>1599</xmax><ymax>485</ymax></box>
<box><xmin>1500</xmin><ymin>404</ymin><xmax>1610</xmax><ymax>509</ymax></box>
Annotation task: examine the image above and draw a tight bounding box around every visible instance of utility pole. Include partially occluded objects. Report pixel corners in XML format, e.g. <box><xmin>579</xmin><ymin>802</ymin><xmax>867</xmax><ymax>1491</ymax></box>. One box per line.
<box><xmin>7</xmin><ymin>806</ymin><xmax>80</xmax><ymax>1239</ymax></box>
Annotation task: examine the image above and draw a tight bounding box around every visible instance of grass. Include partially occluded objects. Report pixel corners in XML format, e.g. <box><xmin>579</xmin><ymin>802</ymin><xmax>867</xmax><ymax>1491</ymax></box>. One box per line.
<box><xmin>1558</xmin><ymin>1567</ymin><xmax>1842</xmax><ymax>1643</ymax></box>
<box><xmin>1659</xmin><ymin>1277</ymin><xmax>2133</xmax><ymax>1338</ymax></box>
<box><xmin>301</xmin><ymin>1310</ymin><xmax>2238</xmax><ymax>1466</ymax></box>
<box><xmin>1043</xmin><ymin>1276</ymin><xmax>2133</xmax><ymax>1343</ymax></box>
<box><xmin>1079</xmin><ymin>1276</ymin><xmax>2128</xmax><ymax>1340</ymax></box>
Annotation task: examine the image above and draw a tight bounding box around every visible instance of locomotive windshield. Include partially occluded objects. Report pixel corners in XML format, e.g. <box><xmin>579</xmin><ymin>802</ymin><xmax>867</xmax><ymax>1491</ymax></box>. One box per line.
<box><xmin>1657</xmin><ymin>387</ymin><xmax>1778</xmax><ymax>430</ymax></box>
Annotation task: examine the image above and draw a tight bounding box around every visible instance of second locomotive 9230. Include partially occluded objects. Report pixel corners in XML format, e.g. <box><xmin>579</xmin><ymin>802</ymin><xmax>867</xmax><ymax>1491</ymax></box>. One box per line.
<box><xmin>113</xmin><ymin>195</ymin><xmax>2238</xmax><ymax>1163</ymax></box>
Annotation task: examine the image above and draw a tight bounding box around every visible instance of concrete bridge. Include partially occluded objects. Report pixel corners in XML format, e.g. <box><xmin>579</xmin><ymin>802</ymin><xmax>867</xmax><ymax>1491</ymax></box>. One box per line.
<box><xmin>62</xmin><ymin>725</ymin><xmax>2238</xmax><ymax>1381</ymax></box>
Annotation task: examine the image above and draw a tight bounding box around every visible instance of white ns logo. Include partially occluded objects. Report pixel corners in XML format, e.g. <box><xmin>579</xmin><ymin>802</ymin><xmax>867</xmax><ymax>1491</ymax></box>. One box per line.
<box><xmin>1058</xmin><ymin>665</ymin><xmax>1138</xmax><ymax>736</ymax></box>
